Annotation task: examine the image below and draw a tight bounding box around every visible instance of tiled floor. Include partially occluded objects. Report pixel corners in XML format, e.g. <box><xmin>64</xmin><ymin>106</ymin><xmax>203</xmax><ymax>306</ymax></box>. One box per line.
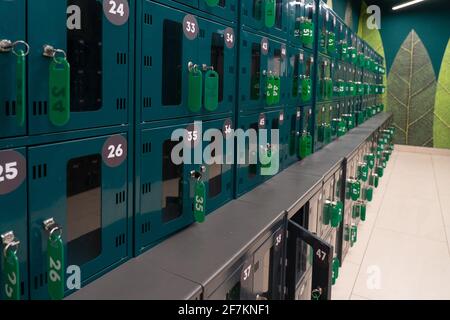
<box><xmin>332</xmin><ymin>145</ymin><xmax>450</xmax><ymax>300</ymax></box>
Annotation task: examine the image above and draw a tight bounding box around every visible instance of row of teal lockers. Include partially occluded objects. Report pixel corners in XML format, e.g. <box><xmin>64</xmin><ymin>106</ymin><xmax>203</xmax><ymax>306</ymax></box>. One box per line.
<box><xmin>0</xmin><ymin>0</ymin><xmax>384</xmax><ymax>300</ymax></box>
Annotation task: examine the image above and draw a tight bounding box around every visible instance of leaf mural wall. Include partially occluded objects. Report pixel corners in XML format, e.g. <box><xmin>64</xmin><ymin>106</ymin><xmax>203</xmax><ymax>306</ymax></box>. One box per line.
<box><xmin>327</xmin><ymin>0</ymin><xmax>333</xmax><ymax>10</ymax></box>
<box><xmin>387</xmin><ymin>30</ymin><xmax>437</xmax><ymax>147</ymax></box>
<box><xmin>357</xmin><ymin>1</ymin><xmax>387</xmax><ymax>107</ymax></box>
<box><xmin>433</xmin><ymin>39</ymin><xmax>450</xmax><ymax>149</ymax></box>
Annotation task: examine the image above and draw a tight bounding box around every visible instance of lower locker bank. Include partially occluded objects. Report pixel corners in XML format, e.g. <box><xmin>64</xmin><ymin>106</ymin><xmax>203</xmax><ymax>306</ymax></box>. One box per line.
<box><xmin>69</xmin><ymin>112</ymin><xmax>393</xmax><ymax>300</ymax></box>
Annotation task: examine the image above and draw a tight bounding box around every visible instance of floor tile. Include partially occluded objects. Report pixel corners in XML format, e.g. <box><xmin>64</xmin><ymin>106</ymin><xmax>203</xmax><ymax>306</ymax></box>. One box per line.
<box><xmin>331</xmin><ymin>261</ymin><xmax>360</xmax><ymax>300</ymax></box>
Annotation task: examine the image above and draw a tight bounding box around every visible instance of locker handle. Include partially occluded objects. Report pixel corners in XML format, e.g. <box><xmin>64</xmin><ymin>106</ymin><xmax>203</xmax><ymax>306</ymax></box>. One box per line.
<box><xmin>0</xmin><ymin>40</ymin><xmax>29</xmax><ymax>127</ymax></box>
<box><xmin>1</xmin><ymin>231</ymin><xmax>21</xmax><ymax>300</ymax></box>
<box><xmin>191</xmin><ymin>166</ymin><xmax>206</xmax><ymax>223</ymax></box>
<box><xmin>43</xmin><ymin>218</ymin><xmax>65</xmax><ymax>300</ymax></box>
<box><xmin>188</xmin><ymin>62</ymin><xmax>203</xmax><ymax>112</ymax></box>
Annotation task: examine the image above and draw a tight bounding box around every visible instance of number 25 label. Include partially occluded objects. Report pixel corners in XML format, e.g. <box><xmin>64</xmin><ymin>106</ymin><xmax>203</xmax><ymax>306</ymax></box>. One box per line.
<box><xmin>0</xmin><ymin>150</ymin><xmax>26</xmax><ymax>195</ymax></box>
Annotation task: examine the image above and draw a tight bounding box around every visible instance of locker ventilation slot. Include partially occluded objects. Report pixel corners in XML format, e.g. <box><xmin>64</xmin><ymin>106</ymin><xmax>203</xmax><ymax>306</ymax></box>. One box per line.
<box><xmin>243</xmin><ymin>40</ymin><xmax>247</xmax><ymax>47</ymax></box>
<box><xmin>229</xmin><ymin>66</ymin><xmax>234</xmax><ymax>74</ymax></box>
<box><xmin>199</xmin><ymin>29</ymin><xmax>205</xmax><ymax>38</ymax></box>
<box><xmin>242</xmin><ymin>67</ymin><xmax>246</xmax><ymax>74</ymax></box>
<box><xmin>142</xmin><ymin>142</ymin><xmax>152</xmax><ymax>154</ymax></box>
<box><xmin>32</xmin><ymin>101</ymin><xmax>48</xmax><ymax>116</ymax></box>
<box><xmin>34</xmin><ymin>272</ymin><xmax>48</xmax><ymax>290</ymax></box>
<box><xmin>230</xmin><ymin>3</ymin><xmax>235</xmax><ymax>11</ymax></box>
<box><xmin>116</xmin><ymin>53</ymin><xmax>127</xmax><ymax>65</ymax></box>
<box><xmin>115</xmin><ymin>233</ymin><xmax>126</xmax><ymax>247</ymax></box>
<box><xmin>115</xmin><ymin>190</ymin><xmax>126</xmax><ymax>204</ymax></box>
<box><xmin>142</xmin><ymin>182</ymin><xmax>151</xmax><ymax>194</ymax></box>
<box><xmin>5</xmin><ymin>101</ymin><xmax>17</xmax><ymax>116</ymax></box>
<box><xmin>144</xmin><ymin>13</ymin><xmax>152</xmax><ymax>25</ymax></box>
<box><xmin>116</xmin><ymin>98</ymin><xmax>127</xmax><ymax>110</ymax></box>
<box><xmin>141</xmin><ymin>221</ymin><xmax>151</xmax><ymax>234</ymax></box>
<box><xmin>144</xmin><ymin>56</ymin><xmax>152</xmax><ymax>67</ymax></box>
<box><xmin>32</xmin><ymin>164</ymin><xmax>48</xmax><ymax>179</ymax></box>
<box><xmin>143</xmin><ymin>97</ymin><xmax>152</xmax><ymax>108</ymax></box>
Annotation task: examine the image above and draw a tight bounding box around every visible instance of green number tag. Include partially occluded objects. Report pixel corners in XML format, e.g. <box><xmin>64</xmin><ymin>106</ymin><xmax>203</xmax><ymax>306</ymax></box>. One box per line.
<box><xmin>332</xmin><ymin>257</ymin><xmax>340</xmax><ymax>285</ymax></box>
<box><xmin>338</xmin><ymin>81</ymin><xmax>345</xmax><ymax>97</ymax></box>
<box><xmin>370</xmin><ymin>174</ymin><xmax>379</xmax><ymax>188</ymax></box>
<box><xmin>16</xmin><ymin>50</ymin><xmax>26</xmax><ymax>127</ymax></box>
<box><xmin>299</xmin><ymin>133</ymin><xmax>312</xmax><ymax>158</ymax></box>
<box><xmin>273</xmin><ymin>75</ymin><xmax>280</xmax><ymax>104</ymax></box>
<box><xmin>301</xmin><ymin>20</ymin><xmax>314</xmax><ymax>46</ymax></box>
<box><xmin>194</xmin><ymin>180</ymin><xmax>206</xmax><ymax>223</ymax></box>
<box><xmin>204</xmin><ymin>70</ymin><xmax>219</xmax><ymax>111</ymax></box>
<box><xmin>47</xmin><ymin>235</ymin><xmax>65</xmax><ymax>300</ymax></box>
<box><xmin>377</xmin><ymin>166</ymin><xmax>384</xmax><ymax>178</ymax></box>
<box><xmin>188</xmin><ymin>68</ymin><xmax>203</xmax><ymax>112</ymax></box>
<box><xmin>3</xmin><ymin>249</ymin><xmax>20</xmax><ymax>300</ymax></box>
<box><xmin>360</xmin><ymin>203</ymin><xmax>367</xmax><ymax>221</ymax></box>
<box><xmin>49</xmin><ymin>58</ymin><xmax>70</xmax><ymax>126</ymax></box>
<box><xmin>331</xmin><ymin>201</ymin><xmax>343</xmax><ymax>228</ymax></box>
<box><xmin>349</xmin><ymin>180</ymin><xmax>361</xmax><ymax>201</ymax></box>
<box><xmin>302</xmin><ymin>78</ymin><xmax>312</xmax><ymax>102</ymax></box>
<box><xmin>327</xmin><ymin>79</ymin><xmax>333</xmax><ymax>100</ymax></box>
<box><xmin>264</xmin><ymin>0</ymin><xmax>276</xmax><ymax>28</ymax></box>
<box><xmin>365</xmin><ymin>187</ymin><xmax>374</xmax><ymax>202</ymax></box>
<box><xmin>365</xmin><ymin>154</ymin><xmax>375</xmax><ymax>169</ymax></box>
<box><xmin>324</xmin><ymin>124</ymin><xmax>332</xmax><ymax>144</ymax></box>
<box><xmin>350</xmin><ymin>225</ymin><xmax>358</xmax><ymax>246</ymax></box>
<box><xmin>204</xmin><ymin>0</ymin><xmax>219</xmax><ymax>6</ymax></box>
<box><xmin>358</xmin><ymin>163</ymin><xmax>369</xmax><ymax>182</ymax></box>
<box><xmin>266</xmin><ymin>74</ymin><xmax>274</xmax><ymax>105</ymax></box>
<box><xmin>337</xmin><ymin>119</ymin><xmax>347</xmax><ymax>137</ymax></box>
<box><xmin>341</xmin><ymin>43</ymin><xmax>348</xmax><ymax>61</ymax></box>
<box><xmin>327</xmin><ymin>32</ymin><xmax>336</xmax><ymax>55</ymax></box>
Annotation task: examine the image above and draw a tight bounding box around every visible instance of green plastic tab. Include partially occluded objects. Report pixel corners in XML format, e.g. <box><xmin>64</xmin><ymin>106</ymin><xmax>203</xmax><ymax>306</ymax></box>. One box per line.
<box><xmin>47</xmin><ymin>234</ymin><xmax>65</xmax><ymax>300</ymax></box>
<box><xmin>300</xmin><ymin>20</ymin><xmax>314</xmax><ymax>46</ymax></box>
<box><xmin>348</xmin><ymin>180</ymin><xmax>361</xmax><ymax>201</ymax></box>
<box><xmin>377</xmin><ymin>166</ymin><xmax>384</xmax><ymax>178</ymax></box>
<box><xmin>358</xmin><ymin>163</ymin><xmax>369</xmax><ymax>182</ymax></box>
<box><xmin>188</xmin><ymin>68</ymin><xmax>203</xmax><ymax>112</ymax></box>
<box><xmin>331</xmin><ymin>201</ymin><xmax>343</xmax><ymax>228</ymax></box>
<box><xmin>16</xmin><ymin>50</ymin><xmax>26</xmax><ymax>127</ymax></box>
<box><xmin>299</xmin><ymin>133</ymin><xmax>312</xmax><ymax>158</ymax></box>
<box><xmin>350</xmin><ymin>225</ymin><xmax>358</xmax><ymax>246</ymax></box>
<box><xmin>204</xmin><ymin>0</ymin><xmax>219</xmax><ymax>6</ymax></box>
<box><xmin>365</xmin><ymin>154</ymin><xmax>375</xmax><ymax>169</ymax></box>
<box><xmin>332</xmin><ymin>257</ymin><xmax>340</xmax><ymax>285</ymax></box>
<box><xmin>370</xmin><ymin>174</ymin><xmax>379</xmax><ymax>188</ymax></box>
<box><xmin>273</xmin><ymin>75</ymin><xmax>281</xmax><ymax>104</ymax></box>
<box><xmin>3</xmin><ymin>249</ymin><xmax>20</xmax><ymax>300</ymax></box>
<box><xmin>49</xmin><ymin>58</ymin><xmax>70</xmax><ymax>127</ymax></box>
<box><xmin>301</xmin><ymin>77</ymin><xmax>312</xmax><ymax>102</ymax></box>
<box><xmin>194</xmin><ymin>180</ymin><xmax>206</xmax><ymax>223</ymax></box>
<box><xmin>266</xmin><ymin>74</ymin><xmax>274</xmax><ymax>105</ymax></box>
<box><xmin>360</xmin><ymin>203</ymin><xmax>367</xmax><ymax>221</ymax></box>
<box><xmin>365</xmin><ymin>187</ymin><xmax>374</xmax><ymax>202</ymax></box>
<box><xmin>264</xmin><ymin>0</ymin><xmax>276</xmax><ymax>28</ymax></box>
<box><xmin>337</xmin><ymin>119</ymin><xmax>347</xmax><ymax>137</ymax></box>
<box><xmin>204</xmin><ymin>70</ymin><xmax>219</xmax><ymax>111</ymax></box>
<box><xmin>327</xmin><ymin>32</ymin><xmax>336</xmax><ymax>55</ymax></box>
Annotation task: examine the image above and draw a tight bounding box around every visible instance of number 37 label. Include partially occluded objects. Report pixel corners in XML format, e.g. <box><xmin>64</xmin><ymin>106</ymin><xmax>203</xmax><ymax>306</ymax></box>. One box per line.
<box><xmin>102</xmin><ymin>135</ymin><xmax>128</xmax><ymax>167</ymax></box>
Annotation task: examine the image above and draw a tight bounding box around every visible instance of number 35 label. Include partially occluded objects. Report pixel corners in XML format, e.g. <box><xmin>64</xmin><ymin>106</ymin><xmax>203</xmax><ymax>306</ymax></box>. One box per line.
<box><xmin>0</xmin><ymin>150</ymin><xmax>26</xmax><ymax>195</ymax></box>
<box><xmin>102</xmin><ymin>135</ymin><xmax>128</xmax><ymax>167</ymax></box>
<box><xmin>103</xmin><ymin>0</ymin><xmax>129</xmax><ymax>26</ymax></box>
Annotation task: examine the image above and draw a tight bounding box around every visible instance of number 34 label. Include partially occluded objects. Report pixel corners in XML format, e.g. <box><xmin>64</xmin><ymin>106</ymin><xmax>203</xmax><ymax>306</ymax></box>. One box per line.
<box><xmin>102</xmin><ymin>135</ymin><xmax>128</xmax><ymax>167</ymax></box>
<box><xmin>0</xmin><ymin>150</ymin><xmax>26</xmax><ymax>195</ymax></box>
<box><xmin>103</xmin><ymin>0</ymin><xmax>129</xmax><ymax>26</ymax></box>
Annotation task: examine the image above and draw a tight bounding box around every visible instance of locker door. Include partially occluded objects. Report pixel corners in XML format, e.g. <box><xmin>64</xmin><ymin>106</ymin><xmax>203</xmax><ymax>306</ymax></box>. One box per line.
<box><xmin>0</xmin><ymin>148</ymin><xmax>28</xmax><ymax>300</ymax></box>
<box><xmin>29</xmin><ymin>135</ymin><xmax>128</xmax><ymax>299</ymax></box>
<box><xmin>197</xmin><ymin>18</ymin><xmax>236</xmax><ymax>117</ymax></box>
<box><xmin>198</xmin><ymin>0</ymin><xmax>238</xmax><ymax>22</ymax></box>
<box><xmin>319</xmin><ymin>177</ymin><xmax>334</xmax><ymax>238</ymax></box>
<box><xmin>252</xmin><ymin>228</ymin><xmax>285</xmax><ymax>300</ymax></box>
<box><xmin>286</xmin><ymin>46</ymin><xmax>303</xmax><ymax>106</ymax></box>
<box><xmin>267</xmin><ymin>40</ymin><xmax>286</xmax><ymax>109</ymax></box>
<box><xmin>140</xmin><ymin>2</ymin><xmax>198</xmax><ymax>122</ymax></box>
<box><xmin>262</xmin><ymin>110</ymin><xmax>285</xmax><ymax>179</ymax></box>
<box><xmin>286</xmin><ymin>107</ymin><xmax>301</xmax><ymax>167</ymax></box>
<box><xmin>0</xmin><ymin>0</ymin><xmax>27</xmax><ymax>138</ymax></box>
<box><xmin>28</xmin><ymin>0</ymin><xmax>129</xmax><ymax>135</ymax></box>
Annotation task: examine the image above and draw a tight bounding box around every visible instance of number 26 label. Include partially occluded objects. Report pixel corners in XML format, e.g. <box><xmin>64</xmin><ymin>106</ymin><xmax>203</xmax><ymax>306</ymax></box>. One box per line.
<box><xmin>102</xmin><ymin>135</ymin><xmax>128</xmax><ymax>167</ymax></box>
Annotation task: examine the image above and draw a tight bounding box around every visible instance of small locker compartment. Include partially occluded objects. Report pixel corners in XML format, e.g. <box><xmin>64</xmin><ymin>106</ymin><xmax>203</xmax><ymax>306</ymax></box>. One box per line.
<box><xmin>137</xmin><ymin>118</ymin><xmax>234</xmax><ymax>252</ymax></box>
<box><xmin>239</xmin><ymin>30</ymin><xmax>286</xmax><ymax>112</ymax></box>
<box><xmin>288</xmin><ymin>0</ymin><xmax>315</xmax><ymax>50</ymax></box>
<box><xmin>299</xmin><ymin>105</ymin><xmax>314</xmax><ymax>160</ymax></box>
<box><xmin>0</xmin><ymin>148</ymin><xmax>28</xmax><ymax>300</ymax></box>
<box><xmin>284</xmin><ymin>107</ymin><xmax>302</xmax><ymax>168</ymax></box>
<box><xmin>286</xmin><ymin>191</ymin><xmax>333</xmax><ymax>300</ymax></box>
<box><xmin>27</xmin><ymin>0</ymin><xmax>130</xmax><ymax>135</ymax></box>
<box><xmin>0</xmin><ymin>0</ymin><xmax>27</xmax><ymax>138</ymax></box>
<box><xmin>140</xmin><ymin>1</ymin><xmax>236</xmax><ymax>122</ymax></box>
<box><xmin>236</xmin><ymin>110</ymin><xmax>286</xmax><ymax>196</ymax></box>
<box><xmin>333</xmin><ymin>60</ymin><xmax>346</xmax><ymax>99</ymax></box>
<box><xmin>330</xmin><ymin>101</ymin><xmax>346</xmax><ymax>140</ymax></box>
<box><xmin>318</xmin><ymin>2</ymin><xmax>336</xmax><ymax>57</ymax></box>
<box><xmin>317</xmin><ymin>55</ymin><xmax>332</xmax><ymax>102</ymax></box>
<box><xmin>240</xmin><ymin>0</ymin><xmax>288</xmax><ymax>40</ymax></box>
<box><xmin>208</xmin><ymin>219</ymin><xmax>286</xmax><ymax>300</ymax></box>
<box><xmin>315</xmin><ymin>103</ymin><xmax>331</xmax><ymax>150</ymax></box>
<box><xmin>286</xmin><ymin>47</ymin><xmax>313</xmax><ymax>106</ymax></box>
<box><xmin>28</xmin><ymin>134</ymin><xmax>129</xmax><ymax>299</ymax></box>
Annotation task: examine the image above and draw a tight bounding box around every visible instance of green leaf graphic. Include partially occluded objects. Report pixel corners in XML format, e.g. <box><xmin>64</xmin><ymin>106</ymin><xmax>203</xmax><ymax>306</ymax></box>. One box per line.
<box><xmin>344</xmin><ymin>1</ymin><xmax>353</xmax><ymax>29</ymax></box>
<box><xmin>387</xmin><ymin>30</ymin><xmax>437</xmax><ymax>147</ymax></box>
<box><xmin>433</xmin><ymin>39</ymin><xmax>450</xmax><ymax>149</ymax></box>
<box><xmin>357</xmin><ymin>1</ymin><xmax>387</xmax><ymax>107</ymax></box>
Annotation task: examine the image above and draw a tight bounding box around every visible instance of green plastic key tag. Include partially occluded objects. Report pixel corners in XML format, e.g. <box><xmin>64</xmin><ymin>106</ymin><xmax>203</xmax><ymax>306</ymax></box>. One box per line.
<box><xmin>365</xmin><ymin>154</ymin><xmax>375</xmax><ymax>169</ymax></box>
<box><xmin>350</xmin><ymin>225</ymin><xmax>358</xmax><ymax>246</ymax></box>
<box><xmin>266</xmin><ymin>74</ymin><xmax>275</xmax><ymax>105</ymax></box>
<box><xmin>351</xmin><ymin>180</ymin><xmax>361</xmax><ymax>201</ymax></box>
<box><xmin>365</xmin><ymin>187</ymin><xmax>374</xmax><ymax>202</ymax></box>
<box><xmin>264</xmin><ymin>0</ymin><xmax>276</xmax><ymax>28</ymax></box>
<box><xmin>16</xmin><ymin>50</ymin><xmax>26</xmax><ymax>127</ymax></box>
<box><xmin>337</xmin><ymin>119</ymin><xmax>347</xmax><ymax>137</ymax></box>
<box><xmin>323</xmin><ymin>200</ymin><xmax>332</xmax><ymax>225</ymax></box>
<box><xmin>204</xmin><ymin>69</ymin><xmax>219</xmax><ymax>111</ymax></box>
<box><xmin>327</xmin><ymin>32</ymin><xmax>336</xmax><ymax>55</ymax></box>
<box><xmin>370</xmin><ymin>173</ymin><xmax>379</xmax><ymax>188</ymax></box>
<box><xmin>332</xmin><ymin>257</ymin><xmax>340</xmax><ymax>285</ymax></box>
<box><xmin>2</xmin><ymin>232</ymin><xmax>21</xmax><ymax>300</ymax></box>
<box><xmin>204</xmin><ymin>0</ymin><xmax>219</xmax><ymax>6</ymax></box>
<box><xmin>301</xmin><ymin>20</ymin><xmax>314</xmax><ymax>46</ymax></box>
<box><xmin>43</xmin><ymin>219</ymin><xmax>65</xmax><ymax>300</ymax></box>
<box><xmin>331</xmin><ymin>201</ymin><xmax>343</xmax><ymax>228</ymax></box>
<box><xmin>358</xmin><ymin>163</ymin><xmax>369</xmax><ymax>182</ymax></box>
<box><xmin>360</xmin><ymin>203</ymin><xmax>367</xmax><ymax>221</ymax></box>
<box><xmin>49</xmin><ymin>57</ymin><xmax>70</xmax><ymax>127</ymax></box>
<box><xmin>301</xmin><ymin>77</ymin><xmax>312</xmax><ymax>102</ymax></box>
<box><xmin>194</xmin><ymin>180</ymin><xmax>207</xmax><ymax>223</ymax></box>
<box><xmin>188</xmin><ymin>66</ymin><xmax>203</xmax><ymax>112</ymax></box>
<box><xmin>273</xmin><ymin>75</ymin><xmax>281</xmax><ymax>104</ymax></box>
<box><xmin>299</xmin><ymin>133</ymin><xmax>312</xmax><ymax>158</ymax></box>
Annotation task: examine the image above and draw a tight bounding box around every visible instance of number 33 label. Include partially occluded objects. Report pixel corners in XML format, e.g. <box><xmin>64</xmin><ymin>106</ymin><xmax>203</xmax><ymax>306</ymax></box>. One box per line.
<box><xmin>102</xmin><ymin>135</ymin><xmax>128</xmax><ymax>167</ymax></box>
<box><xmin>0</xmin><ymin>150</ymin><xmax>26</xmax><ymax>195</ymax></box>
<box><xmin>183</xmin><ymin>15</ymin><xmax>199</xmax><ymax>40</ymax></box>
<box><xmin>103</xmin><ymin>0</ymin><xmax>129</xmax><ymax>26</ymax></box>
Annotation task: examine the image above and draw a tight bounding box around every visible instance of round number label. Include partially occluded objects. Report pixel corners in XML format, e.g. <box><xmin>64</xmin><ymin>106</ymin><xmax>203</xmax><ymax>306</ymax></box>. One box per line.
<box><xmin>259</xmin><ymin>113</ymin><xmax>266</xmax><ymax>129</ymax></box>
<box><xmin>279</xmin><ymin>111</ymin><xmax>284</xmax><ymax>125</ymax></box>
<box><xmin>261</xmin><ymin>37</ymin><xmax>269</xmax><ymax>55</ymax></box>
<box><xmin>224</xmin><ymin>27</ymin><xmax>235</xmax><ymax>49</ymax></box>
<box><xmin>183</xmin><ymin>14</ymin><xmax>199</xmax><ymax>40</ymax></box>
<box><xmin>0</xmin><ymin>150</ymin><xmax>26</xmax><ymax>195</ymax></box>
<box><xmin>297</xmin><ymin>108</ymin><xmax>301</xmax><ymax>119</ymax></box>
<box><xmin>186</xmin><ymin>123</ymin><xmax>201</xmax><ymax>149</ymax></box>
<box><xmin>103</xmin><ymin>0</ymin><xmax>129</xmax><ymax>26</ymax></box>
<box><xmin>223</xmin><ymin>118</ymin><xmax>233</xmax><ymax>139</ymax></box>
<box><xmin>281</xmin><ymin>44</ymin><xmax>287</xmax><ymax>60</ymax></box>
<box><xmin>102</xmin><ymin>135</ymin><xmax>128</xmax><ymax>167</ymax></box>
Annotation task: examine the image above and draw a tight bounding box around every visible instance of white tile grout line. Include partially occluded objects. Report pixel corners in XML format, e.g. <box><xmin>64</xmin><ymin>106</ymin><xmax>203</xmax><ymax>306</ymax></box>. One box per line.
<box><xmin>348</xmin><ymin>150</ymin><xmax>399</xmax><ymax>299</ymax></box>
<box><xmin>430</xmin><ymin>156</ymin><xmax>450</xmax><ymax>258</ymax></box>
